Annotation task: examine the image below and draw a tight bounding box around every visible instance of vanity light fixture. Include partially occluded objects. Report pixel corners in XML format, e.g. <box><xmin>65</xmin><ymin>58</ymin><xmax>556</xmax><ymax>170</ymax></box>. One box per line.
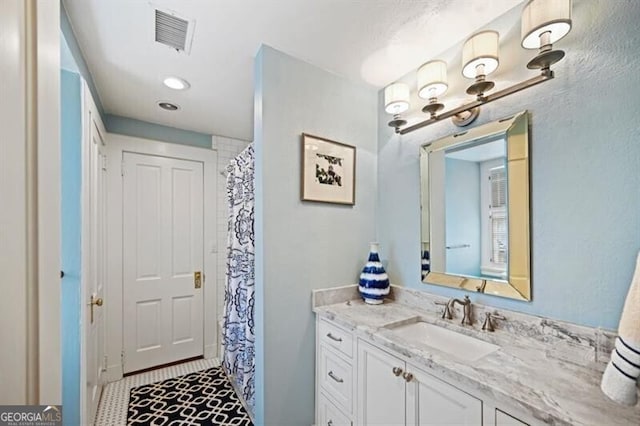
<box><xmin>521</xmin><ymin>0</ymin><xmax>572</xmax><ymax>69</ymax></box>
<box><xmin>462</xmin><ymin>31</ymin><xmax>499</xmax><ymax>97</ymax></box>
<box><xmin>384</xmin><ymin>82</ymin><xmax>410</xmax><ymax>129</ymax></box>
<box><xmin>417</xmin><ymin>60</ymin><xmax>448</xmax><ymax>118</ymax></box>
<box><xmin>385</xmin><ymin>0</ymin><xmax>572</xmax><ymax>134</ymax></box>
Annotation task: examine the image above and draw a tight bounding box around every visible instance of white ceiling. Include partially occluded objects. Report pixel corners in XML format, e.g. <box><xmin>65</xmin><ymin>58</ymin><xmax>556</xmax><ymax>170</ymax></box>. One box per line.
<box><xmin>63</xmin><ymin>0</ymin><xmax>521</xmax><ymax>141</ymax></box>
<box><xmin>446</xmin><ymin>139</ymin><xmax>506</xmax><ymax>162</ymax></box>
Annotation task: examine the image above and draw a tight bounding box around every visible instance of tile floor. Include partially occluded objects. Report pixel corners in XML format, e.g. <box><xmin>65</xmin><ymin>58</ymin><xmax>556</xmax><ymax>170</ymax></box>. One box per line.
<box><xmin>95</xmin><ymin>358</ymin><xmax>220</xmax><ymax>425</ymax></box>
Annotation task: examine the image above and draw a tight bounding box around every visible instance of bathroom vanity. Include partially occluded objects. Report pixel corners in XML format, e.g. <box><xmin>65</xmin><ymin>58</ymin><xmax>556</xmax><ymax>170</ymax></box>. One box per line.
<box><xmin>313</xmin><ymin>285</ymin><xmax>640</xmax><ymax>426</ymax></box>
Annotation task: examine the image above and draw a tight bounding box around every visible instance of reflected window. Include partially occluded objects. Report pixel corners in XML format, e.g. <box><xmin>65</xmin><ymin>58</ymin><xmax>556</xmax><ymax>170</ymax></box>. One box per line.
<box><xmin>481</xmin><ymin>161</ymin><xmax>507</xmax><ymax>278</ymax></box>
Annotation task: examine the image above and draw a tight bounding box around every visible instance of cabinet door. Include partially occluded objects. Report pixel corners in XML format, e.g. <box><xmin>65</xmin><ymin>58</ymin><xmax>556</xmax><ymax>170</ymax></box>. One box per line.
<box><xmin>357</xmin><ymin>340</ymin><xmax>406</xmax><ymax>426</ymax></box>
<box><xmin>406</xmin><ymin>363</ymin><xmax>482</xmax><ymax>426</ymax></box>
<box><xmin>495</xmin><ymin>409</ymin><xmax>528</xmax><ymax>426</ymax></box>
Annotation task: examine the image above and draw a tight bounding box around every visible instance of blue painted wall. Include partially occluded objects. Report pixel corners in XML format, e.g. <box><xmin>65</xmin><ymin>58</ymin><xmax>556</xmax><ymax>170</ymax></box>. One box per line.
<box><xmin>445</xmin><ymin>158</ymin><xmax>481</xmax><ymax>276</ymax></box>
<box><xmin>104</xmin><ymin>114</ymin><xmax>212</xmax><ymax>148</ymax></box>
<box><xmin>377</xmin><ymin>0</ymin><xmax>640</xmax><ymax>330</ymax></box>
<box><xmin>60</xmin><ymin>69</ymin><xmax>82</xmax><ymax>426</ymax></box>
<box><xmin>254</xmin><ymin>45</ymin><xmax>378</xmax><ymax>425</ymax></box>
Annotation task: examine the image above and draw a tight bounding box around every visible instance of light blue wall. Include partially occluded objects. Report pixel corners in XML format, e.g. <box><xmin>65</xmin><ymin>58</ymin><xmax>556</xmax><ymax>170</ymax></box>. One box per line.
<box><xmin>377</xmin><ymin>0</ymin><xmax>640</xmax><ymax>330</ymax></box>
<box><xmin>104</xmin><ymin>114</ymin><xmax>212</xmax><ymax>148</ymax></box>
<box><xmin>60</xmin><ymin>69</ymin><xmax>82</xmax><ymax>426</ymax></box>
<box><xmin>254</xmin><ymin>45</ymin><xmax>378</xmax><ymax>425</ymax></box>
<box><xmin>445</xmin><ymin>158</ymin><xmax>481</xmax><ymax>276</ymax></box>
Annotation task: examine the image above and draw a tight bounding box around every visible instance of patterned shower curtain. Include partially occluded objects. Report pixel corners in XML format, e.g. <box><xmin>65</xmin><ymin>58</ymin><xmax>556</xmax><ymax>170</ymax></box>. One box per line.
<box><xmin>222</xmin><ymin>144</ymin><xmax>255</xmax><ymax>414</ymax></box>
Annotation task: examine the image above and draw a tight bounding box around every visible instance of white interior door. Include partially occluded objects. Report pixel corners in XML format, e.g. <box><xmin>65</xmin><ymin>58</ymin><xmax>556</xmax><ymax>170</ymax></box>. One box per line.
<box><xmin>122</xmin><ymin>152</ymin><xmax>204</xmax><ymax>373</ymax></box>
<box><xmin>86</xmin><ymin>116</ymin><xmax>106</xmax><ymax>424</ymax></box>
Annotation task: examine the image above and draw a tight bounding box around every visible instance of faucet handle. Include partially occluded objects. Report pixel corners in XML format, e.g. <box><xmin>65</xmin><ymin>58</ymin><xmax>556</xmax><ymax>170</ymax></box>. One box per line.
<box><xmin>434</xmin><ymin>300</ymin><xmax>452</xmax><ymax>319</ymax></box>
<box><xmin>482</xmin><ymin>311</ymin><xmax>506</xmax><ymax>332</ymax></box>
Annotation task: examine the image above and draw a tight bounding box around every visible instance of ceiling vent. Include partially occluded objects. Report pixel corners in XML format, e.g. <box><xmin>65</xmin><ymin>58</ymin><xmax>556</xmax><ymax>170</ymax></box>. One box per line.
<box><xmin>154</xmin><ymin>8</ymin><xmax>195</xmax><ymax>54</ymax></box>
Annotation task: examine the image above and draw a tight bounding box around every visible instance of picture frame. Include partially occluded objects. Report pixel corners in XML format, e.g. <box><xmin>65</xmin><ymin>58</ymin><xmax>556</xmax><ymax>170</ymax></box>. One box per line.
<box><xmin>301</xmin><ymin>133</ymin><xmax>356</xmax><ymax>205</ymax></box>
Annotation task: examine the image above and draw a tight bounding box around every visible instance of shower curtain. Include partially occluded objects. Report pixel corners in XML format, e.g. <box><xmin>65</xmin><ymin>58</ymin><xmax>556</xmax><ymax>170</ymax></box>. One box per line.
<box><xmin>222</xmin><ymin>143</ymin><xmax>255</xmax><ymax>414</ymax></box>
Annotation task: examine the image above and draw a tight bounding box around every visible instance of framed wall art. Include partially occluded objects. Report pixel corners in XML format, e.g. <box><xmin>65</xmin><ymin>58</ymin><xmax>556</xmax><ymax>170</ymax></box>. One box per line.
<box><xmin>301</xmin><ymin>133</ymin><xmax>356</xmax><ymax>205</ymax></box>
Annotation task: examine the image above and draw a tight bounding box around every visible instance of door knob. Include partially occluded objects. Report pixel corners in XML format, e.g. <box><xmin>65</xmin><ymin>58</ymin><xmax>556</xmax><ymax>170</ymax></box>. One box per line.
<box><xmin>392</xmin><ymin>366</ymin><xmax>403</xmax><ymax>377</ymax></box>
<box><xmin>88</xmin><ymin>295</ymin><xmax>103</xmax><ymax>323</ymax></box>
<box><xmin>402</xmin><ymin>372</ymin><xmax>414</xmax><ymax>382</ymax></box>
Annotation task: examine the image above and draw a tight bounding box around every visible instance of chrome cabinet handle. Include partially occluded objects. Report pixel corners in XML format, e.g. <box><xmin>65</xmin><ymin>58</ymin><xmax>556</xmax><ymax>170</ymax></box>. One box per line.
<box><xmin>328</xmin><ymin>421</ymin><xmax>333</xmax><ymax>426</ymax></box>
<box><xmin>402</xmin><ymin>372</ymin><xmax>414</xmax><ymax>382</ymax></box>
<box><xmin>326</xmin><ymin>332</ymin><xmax>343</xmax><ymax>342</ymax></box>
<box><xmin>392</xmin><ymin>366</ymin><xmax>403</xmax><ymax>376</ymax></box>
<box><xmin>328</xmin><ymin>371</ymin><xmax>344</xmax><ymax>383</ymax></box>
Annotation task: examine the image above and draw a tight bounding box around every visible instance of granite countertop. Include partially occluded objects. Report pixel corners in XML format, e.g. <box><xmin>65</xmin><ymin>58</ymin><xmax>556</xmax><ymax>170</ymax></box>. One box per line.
<box><xmin>314</xmin><ymin>297</ymin><xmax>640</xmax><ymax>426</ymax></box>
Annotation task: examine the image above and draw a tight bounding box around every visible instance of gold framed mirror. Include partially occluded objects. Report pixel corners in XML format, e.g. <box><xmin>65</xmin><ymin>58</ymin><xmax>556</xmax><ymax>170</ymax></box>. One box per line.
<box><xmin>420</xmin><ymin>111</ymin><xmax>531</xmax><ymax>301</ymax></box>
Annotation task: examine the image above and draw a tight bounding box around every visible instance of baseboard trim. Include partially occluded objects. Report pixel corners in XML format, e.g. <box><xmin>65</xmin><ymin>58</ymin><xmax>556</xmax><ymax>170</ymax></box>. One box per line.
<box><xmin>204</xmin><ymin>343</ymin><xmax>216</xmax><ymax>359</ymax></box>
<box><xmin>105</xmin><ymin>363</ymin><xmax>123</xmax><ymax>383</ymax></box>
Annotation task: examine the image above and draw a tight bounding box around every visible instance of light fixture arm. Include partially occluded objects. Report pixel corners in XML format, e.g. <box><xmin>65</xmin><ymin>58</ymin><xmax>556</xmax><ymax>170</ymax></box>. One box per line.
<box><xmin>397</xmin><ymin>69</ymin><xmax>553</xmax><ymax>135</ymax></box>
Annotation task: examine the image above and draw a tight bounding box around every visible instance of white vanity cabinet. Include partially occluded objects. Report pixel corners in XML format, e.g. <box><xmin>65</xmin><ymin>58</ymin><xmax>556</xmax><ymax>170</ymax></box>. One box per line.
<box><xmin>316</xmin><ymin>319</ymin><xmax>356</xmax><ymax>426</ymax></box>
<box><xmin>357</xmin><ymin>339</ymin><xmax>407</xmax><ymax>425</ymax></box>
<box><xmin>406</xmin><ymin>361</ymin><xmax>482</xmax><ymax>425</ymax></box>
<box><xmin>316</xmin><ymin>316</ymin><xmax>533</xmax><ymax>426</ymax></box>
<box><xmin>495</xmin><ymin>410</ymin><xmax>529</xmax><ymax>426</ymax></box>
<box><xmin>358</xmin><ymin>339</ymin><xmax>482</xmax><ymax>425</ymax></box>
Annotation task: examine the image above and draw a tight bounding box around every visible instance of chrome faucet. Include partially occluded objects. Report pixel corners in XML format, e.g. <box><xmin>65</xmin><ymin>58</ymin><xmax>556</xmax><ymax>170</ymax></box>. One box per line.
<box><xmin>482</xmin><ymin>311</ymin><xmax>506</xmax><ymax>332</ymax></box>
<box><xmin>448</xmin><ymin>295</ymin><xmax>473</xmax><ymax>326</ymax></box>
<box><xmin>435</xmin><ymin>299</ymin><xmax>453</xmax><ymax>320</ymax></box>
<box><xmin>436</xmin><ymin>295</ymin><xmax>473</xmax><ymax>325</ymax></box>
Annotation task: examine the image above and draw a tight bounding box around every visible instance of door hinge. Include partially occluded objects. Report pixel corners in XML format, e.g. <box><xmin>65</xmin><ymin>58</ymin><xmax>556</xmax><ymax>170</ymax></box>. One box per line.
<box><xmin>121</xmin><ymin>350</ymin><xmax>125</xmax><ymax>368</ymax></box>
<box><xmin>102</xmin><ymin>154</ymin><xmax>107</xmax><ymax>171</ymax></box>
<box><xmin>102</xmin><ymin>354</ymin><xmax>108</xmax><ymax>372</ymax></box>
<box><xmin>121</xmin><ymin>160</ymin><xmax>125</xmax><ymax>177</ymax></box>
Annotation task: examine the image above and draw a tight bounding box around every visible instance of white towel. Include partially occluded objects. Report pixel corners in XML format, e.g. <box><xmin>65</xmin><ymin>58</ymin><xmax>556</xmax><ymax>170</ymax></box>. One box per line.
<box><xmin>601</xmin><ymin>251</ymin><xmax>640</xmax><ymax>406</ymax></box>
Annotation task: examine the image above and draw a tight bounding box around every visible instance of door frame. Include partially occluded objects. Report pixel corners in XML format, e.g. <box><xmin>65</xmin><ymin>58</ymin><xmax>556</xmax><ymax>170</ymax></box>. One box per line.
<box><xmin>79</xmin><ymin>80</ymin><xmax>107</xmax><ymax>425</ymax></box>
<box><xmin>104</xmin><ymin>133</ymin><xmax>218</xmax><ymax>382</ymax></box>
<box><xmin>0</xmin><ymin>0</ymin><xmax>61</xmax><ymax>405</ymax></box>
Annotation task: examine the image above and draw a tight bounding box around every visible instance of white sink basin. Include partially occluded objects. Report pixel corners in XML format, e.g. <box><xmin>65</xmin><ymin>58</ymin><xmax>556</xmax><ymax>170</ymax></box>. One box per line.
<box><xmin>385</xmin><ymin>320</ymin><xmax>499</xmax><ymax>362</ymax></box>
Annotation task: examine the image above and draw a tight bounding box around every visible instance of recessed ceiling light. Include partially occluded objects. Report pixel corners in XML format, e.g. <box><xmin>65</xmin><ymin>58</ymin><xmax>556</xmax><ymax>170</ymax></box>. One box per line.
<box><xmin>163</xmin><ymin>76</ymin><xmax>190</xmax><ymax>90</ymax></box>
<box><xmin>157</xmin><ymin>101</ymin><xmax>180</xmax><ymax>111</ymax></box>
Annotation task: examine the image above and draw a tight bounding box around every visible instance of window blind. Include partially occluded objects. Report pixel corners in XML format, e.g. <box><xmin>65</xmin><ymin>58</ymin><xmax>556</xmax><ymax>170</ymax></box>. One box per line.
<box><xmin>491</xmin><ymin>213</ymin><xmax>507</xmax><ymax>264</ymax></box>
<box><xmin>490</xmin><ymin>167</ymin><xmax>506</xmax><ymax>208</ymax></box>
<box><xmin>489</xmin><ymin>165</ymin><xmax>507</xmax><ymax>265</ymax></box>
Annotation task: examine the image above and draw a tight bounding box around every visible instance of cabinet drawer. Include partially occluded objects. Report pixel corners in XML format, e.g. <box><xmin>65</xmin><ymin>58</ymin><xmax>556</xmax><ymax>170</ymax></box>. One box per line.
<box><xmin>319</xmin><ymin>345</ymin><xmax>353</xmax><ymax>414</ymax></box>
<box><xmin>319</xmin><ymin>319</ymin><xmax>353</xmax><ymax>358</ymax></box>
<box><xmin>318</xmin><ymin>391</ymin><xmax>351</xmax><ymax>426</ymax></box>
<box><xmin>496</xmin><ymin>409</ymin><xmax>529</xmax><ymax>426</ymax></box>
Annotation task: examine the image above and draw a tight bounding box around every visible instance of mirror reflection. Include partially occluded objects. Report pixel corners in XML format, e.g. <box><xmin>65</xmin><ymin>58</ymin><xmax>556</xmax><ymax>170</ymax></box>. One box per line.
<box><xmin>443</xmin><ymin>138</ymin><xmax>507</xmax><ymax>280</ymax></box>
<box><xmin>420</xmin><ymin>111</ymin><xmax>531</xmax><ymax>301</ymax></box>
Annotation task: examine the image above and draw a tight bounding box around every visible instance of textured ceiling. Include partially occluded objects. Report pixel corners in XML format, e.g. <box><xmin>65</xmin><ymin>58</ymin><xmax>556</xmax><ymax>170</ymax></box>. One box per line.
<box><xmin>63</xmin><ymin>0</ymin><xmax>521</xmax><ymax>141</ymax></box>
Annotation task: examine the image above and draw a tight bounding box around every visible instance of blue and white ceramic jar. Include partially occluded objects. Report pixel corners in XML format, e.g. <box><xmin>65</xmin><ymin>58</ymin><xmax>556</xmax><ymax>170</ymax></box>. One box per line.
<box><xmin>421</xmin><ymin>242</ymin><xmax>431</xmax><ymax>280</ymax></box>
<box><xmin>358</xmin><ymin>242</ymin><xmax>390</xmax><ymax>304</ymax></box>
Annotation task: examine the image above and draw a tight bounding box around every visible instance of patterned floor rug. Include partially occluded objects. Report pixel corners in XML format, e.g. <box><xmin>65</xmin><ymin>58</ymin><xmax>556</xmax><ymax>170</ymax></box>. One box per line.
<box><xmin>127</xmin><ymin>367</ymin><xmax>253</xmax><ymax>425</ymax></box>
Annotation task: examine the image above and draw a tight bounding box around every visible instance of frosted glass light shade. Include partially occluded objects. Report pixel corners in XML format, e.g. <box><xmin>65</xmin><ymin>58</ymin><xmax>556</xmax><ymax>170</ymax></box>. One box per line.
<box><xmin>462</xmin><ymin>30</ymin><xmax>500</xmax><ymax>79</ymax></box>
<box><xmin>417</xmin><ymin>60</ymin><xmax>448</xmax><ymax>99</ymax></box>
<box><xmin>384</xmin><ymin>83</ymin><xmax>410</xmax><ymax>114</ymax></box>
<box><xmin>522</xmin><ymin>0</ymin><xmax>572</xmax><ymax>49</ymax></box>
